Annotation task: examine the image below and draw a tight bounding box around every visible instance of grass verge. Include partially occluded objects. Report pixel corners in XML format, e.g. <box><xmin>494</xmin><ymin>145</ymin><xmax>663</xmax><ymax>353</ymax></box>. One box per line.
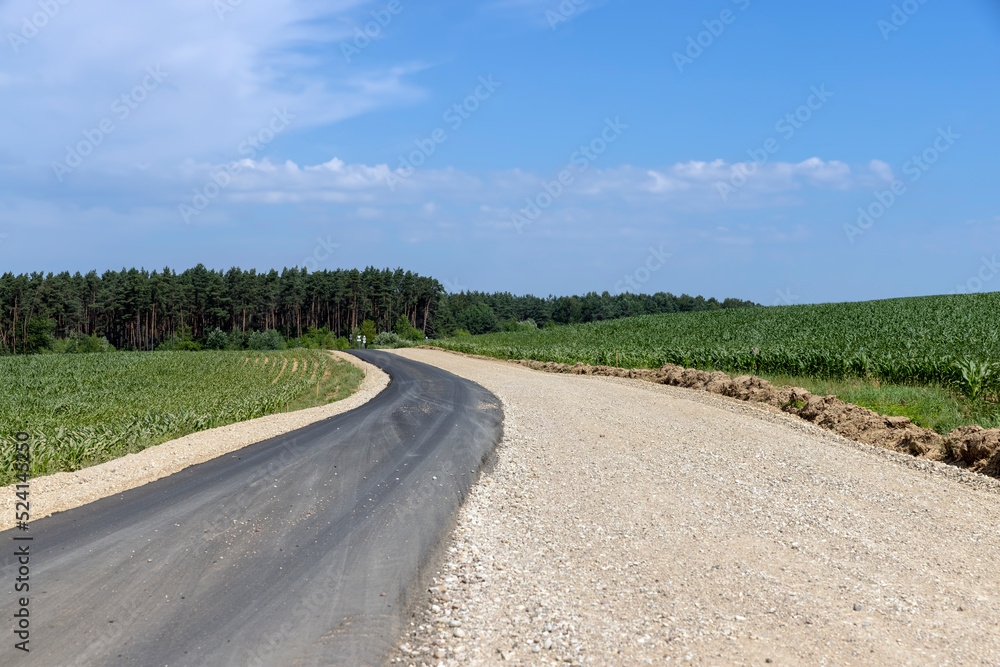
<box><xmin>1</xmin><ymin>350</ymin><xmax>364</xmax><ymax>485</ymax></box>
<box><xmin>758</xmin><ymin>374</ymin><xmax>1000</xmax><ymax>434</ymax></box>
<box><xmin>287</xmin><ymin>355</ymin><xmax>363</xmax><ymax>412</ymax></box>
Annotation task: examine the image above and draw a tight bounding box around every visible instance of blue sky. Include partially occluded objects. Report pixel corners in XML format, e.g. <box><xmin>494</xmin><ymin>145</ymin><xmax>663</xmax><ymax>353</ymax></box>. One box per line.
<box><xmin>1</xmin><ymin>0</ymin><xmax>997</xmax><ymax>305</ymax></box>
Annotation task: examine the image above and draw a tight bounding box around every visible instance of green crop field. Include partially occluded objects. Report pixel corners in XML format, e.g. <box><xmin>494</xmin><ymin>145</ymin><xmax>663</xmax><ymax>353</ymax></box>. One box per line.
<box><xmin>0</xmin><ymin>349</ymin><xmax>363</xmax><ymax>485</ymax></box>
<box><xmin>431</xmin><ymin>292</ymin><xmax>1000</xmax><ymax>398</ymax></box>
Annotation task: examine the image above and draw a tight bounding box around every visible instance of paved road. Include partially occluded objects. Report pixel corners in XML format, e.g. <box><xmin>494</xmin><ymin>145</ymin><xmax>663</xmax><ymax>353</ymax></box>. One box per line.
<box><xmin>0</xmin><ymin>351</ymin><xmax>502</xmax><ymax>666</ymax></box>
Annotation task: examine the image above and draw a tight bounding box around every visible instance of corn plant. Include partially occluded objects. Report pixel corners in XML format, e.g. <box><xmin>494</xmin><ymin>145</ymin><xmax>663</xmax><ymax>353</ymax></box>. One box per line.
<box><xmin>0</xmin><ymin>349</ymin><xmax>357</xmax><ymax>484</ymax></box>
<box><xmin>952</xmin><ymin>357</ymin><xmax>995</xmax><ymax>401</ymax></box>
<box><xmin>431</xmin><ymin>292</ymin><xmax>1000</xmax><ymax>392</ymax></box>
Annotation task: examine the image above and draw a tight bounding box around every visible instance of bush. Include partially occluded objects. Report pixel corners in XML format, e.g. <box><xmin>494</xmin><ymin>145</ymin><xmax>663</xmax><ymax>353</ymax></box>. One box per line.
<box><xmin>225</xmin><ymin>331</ymin><xmax>246</xmax><ymax>350</ymax></box>
<box><xmin>49</xmin><ymin>337</ymin><xmax>77</xmax><ymax>354</ymax></box>
<box><xmin>394</xmin><ymin>316</ymin><xmax>425</xmax><ymax>342</ymax></box>
<box><xmin>246</xmin><ymin>329</ymin><xmax>285</xmax><ymax>351</ymax></box>
<box><xmin>48</xmin><ymin>333</ymin><xmax>115</xmax><ymax>354</ymax></box>
<box><xmin>453</xmin><ymin>328</ymin><xmax>471</xmax><ymax>337</ymax></box>
<box><xmin>291</xmin><ymin>326</ymin><xmax>328</xmax><ymax>349</ymax></box>
<box><xmin>372</xmin><ymin>331</ymin><xmax>408</xmax><ymax>348</ymax></box>
<box><xmin>78</xmin><ymin>334</ymin><xmax>114</xmax><ymax>353</ymax></box>
<box><xmin>461</xmin><ymin>303</ymin><xmax>500</xmax><ymax>335</ymax></box>
<box><xmin>158</xmin><ymin>323</ymin><xmax>199</xmax><ymax>351</ymax></box>
<box><xmin>204</xmin><ymin>327</ymin><xmax>229</xmax><ymax>350</ymax></box>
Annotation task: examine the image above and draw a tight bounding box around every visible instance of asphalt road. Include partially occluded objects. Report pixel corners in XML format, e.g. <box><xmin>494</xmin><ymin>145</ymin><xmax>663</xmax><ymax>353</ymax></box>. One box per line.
<box><xmin>0</xmin><ymin>350</ymin><xmax>503</xmax><ymax>666</ymax></box>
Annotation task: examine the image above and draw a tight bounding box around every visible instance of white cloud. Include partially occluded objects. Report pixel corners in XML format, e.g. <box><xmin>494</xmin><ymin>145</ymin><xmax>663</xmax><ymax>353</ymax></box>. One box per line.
<box><xmin>2</xmin><ymin>146</ymin><xmax>897</xmax><ymax>238</ymax></box>
<box><xmin>868</xmin><ymin>159</ymin><xmax>895</xmax><ymax>183</ymax></box>
<box><xmin>0</xmin><ymin>0</ymin><xmax>424</xmax><ymax>168</ymax></box>
<box><xmin>794</xmin><ymin>157</ymin><xmax>853</xmax><ymax>188</ymax></box>
<box><xmin>173</xmin><ymin>155</ymin><xmax>893</xmax><ymax>213</ymax></box>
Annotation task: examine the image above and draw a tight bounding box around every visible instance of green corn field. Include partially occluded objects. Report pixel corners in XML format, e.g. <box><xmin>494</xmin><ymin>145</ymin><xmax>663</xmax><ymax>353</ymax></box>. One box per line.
<box><xmin>1</xmin><ymin>349</ymin><xmax>362</xmax><ymax>484</ymax></box>
<box><xmin>431</xmin><ymin>292</ymin><xmax>1000</xmax><ymax>396</ymax></box>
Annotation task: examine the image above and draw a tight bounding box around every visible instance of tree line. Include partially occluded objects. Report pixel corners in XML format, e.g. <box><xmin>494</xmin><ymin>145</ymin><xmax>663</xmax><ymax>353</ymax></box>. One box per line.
<box><xmin>0</xmin><ymin>264</ymin><xmax>758</xmax><ymax>353</ymax></box>
<box><xmin>440</xmin><ymin>290</ymin><xmax>758</xmax><ymax>335</ymax></box>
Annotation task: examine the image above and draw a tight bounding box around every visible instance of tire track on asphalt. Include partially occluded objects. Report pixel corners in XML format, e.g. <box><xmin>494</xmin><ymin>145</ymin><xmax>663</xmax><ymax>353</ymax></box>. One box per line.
<box><xmin>0</xmin><ymin>350</ymin><xmax>503</xmax><ymax>666</ymax></box>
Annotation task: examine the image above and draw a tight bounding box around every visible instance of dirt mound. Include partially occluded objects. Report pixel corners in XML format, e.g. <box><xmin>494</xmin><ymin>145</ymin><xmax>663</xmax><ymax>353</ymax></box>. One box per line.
<box><xmin>945</xmin><ymin>426</ymin><xmax>1000</xmax><ymax>471</ymax></box>
<box><xmin>494</xmin><ymin>355</ymin><xmax>1000</xmax><ymax>480</ymax></box>
<box><xmin>983</xmin><ymin>450</ymin><xmax>1000</xmax><ymax>478</ymax></box>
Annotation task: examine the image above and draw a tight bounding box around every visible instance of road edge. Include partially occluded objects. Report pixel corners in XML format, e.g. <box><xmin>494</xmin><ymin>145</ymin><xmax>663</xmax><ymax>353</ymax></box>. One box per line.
<box><xmin>0</xmin><ymin>352</ymin><xmax>390</xmax><ymax>531</ymax></box>
<box><xmin>415</xmin><ymin>346</ymin><xmax>1000</xmax><ymax>482</ymax></box>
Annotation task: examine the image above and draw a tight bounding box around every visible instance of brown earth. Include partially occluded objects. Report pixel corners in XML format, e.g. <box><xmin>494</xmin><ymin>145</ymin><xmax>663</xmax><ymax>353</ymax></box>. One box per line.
<box><xmin>420</xmin><ymin>349</ymin><xmax>1000</xmax><ymax>480</ymax></box>
<box><xmin>272</xmin><ymin>357</ymin><xmax>289</xmax><ymax>383</ymax></box>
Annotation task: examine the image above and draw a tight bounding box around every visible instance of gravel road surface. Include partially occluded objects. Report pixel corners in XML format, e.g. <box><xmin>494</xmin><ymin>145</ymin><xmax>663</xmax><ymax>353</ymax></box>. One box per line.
<box><xmin>389</xmin><ymin>348</ymin><xmax>1000</xmax><ymax>666</ymax></box>
<box><xmin>0</xmin><ymin>351</ymin><xmax>501</xmax><ymax>666</ymax></box>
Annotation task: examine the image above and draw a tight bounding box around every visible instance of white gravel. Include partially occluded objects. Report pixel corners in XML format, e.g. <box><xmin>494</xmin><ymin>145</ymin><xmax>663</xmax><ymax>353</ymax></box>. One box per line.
<box><xmin>388</xmin><ymin>348</ymin><xmax>1000</xmax><ymax>666</ymax></box>
<box><xmin>0</xmin><ymin>351</ymin><xmax>387</xmax><ymax>532</ymax></box>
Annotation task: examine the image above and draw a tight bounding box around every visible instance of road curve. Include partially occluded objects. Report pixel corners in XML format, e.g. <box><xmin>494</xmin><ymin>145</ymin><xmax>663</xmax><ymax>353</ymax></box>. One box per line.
<box><xmin>0</xmin><ymin>350</ymin><xmax>503</xmax><ymax>666</ymax></box>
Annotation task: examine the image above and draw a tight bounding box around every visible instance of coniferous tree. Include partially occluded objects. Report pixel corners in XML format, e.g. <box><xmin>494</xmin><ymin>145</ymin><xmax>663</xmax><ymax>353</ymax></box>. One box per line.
<box><xmin>0</xmin><ymin>265</ymin><xmax>754</xmax><ymax>352</ymax></box>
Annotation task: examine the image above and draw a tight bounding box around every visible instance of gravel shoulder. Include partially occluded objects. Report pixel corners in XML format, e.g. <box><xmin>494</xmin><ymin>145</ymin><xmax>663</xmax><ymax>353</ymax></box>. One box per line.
<box><xmin>0</xmin><ymin>351</ymin><xmax>388</xmax><ymax>532</ymax></box>
<box><xmin>388</xmin><ymin>348</ymin><xmax>1000</xmax><ymax>666</ymax></box>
